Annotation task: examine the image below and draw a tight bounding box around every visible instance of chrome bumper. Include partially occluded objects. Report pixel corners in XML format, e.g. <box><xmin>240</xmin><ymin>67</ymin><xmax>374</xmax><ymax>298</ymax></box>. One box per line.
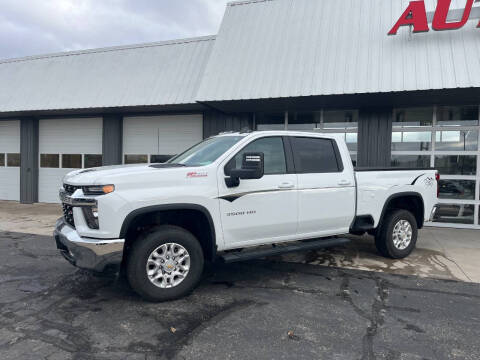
<box><xmin>53</xmin><ymin>218</ymin><xmax>124</xmax><ymax>272</ymax></box>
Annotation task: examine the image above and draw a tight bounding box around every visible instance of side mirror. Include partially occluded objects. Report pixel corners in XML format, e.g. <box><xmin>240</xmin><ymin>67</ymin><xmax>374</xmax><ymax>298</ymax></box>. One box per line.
<box><xmin>225</xmin><ymin>152</ymin><xmax>264</xmax><ymax>187</ymax></box>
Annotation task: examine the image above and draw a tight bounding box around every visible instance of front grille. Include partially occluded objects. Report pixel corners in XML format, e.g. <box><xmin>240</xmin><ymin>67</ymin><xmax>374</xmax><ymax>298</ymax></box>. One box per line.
<box><xmin>62</xmin><ymin>203</ymin><xmax>75</xmax><ymax>228</ymax></box>
<box><xmin>64</xmin><ymin>183</ymin><xmax>80</xmax><ymax>195</ymax></box>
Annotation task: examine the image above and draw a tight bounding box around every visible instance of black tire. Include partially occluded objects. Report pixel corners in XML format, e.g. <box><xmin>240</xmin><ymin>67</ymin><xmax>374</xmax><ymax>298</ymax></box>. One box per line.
<box><xmin>375</xmin><ymin>209</ymin><xmax>418</xmax><ymax>259</ymax></box>
<box><xmin>126</xmin><ymin>225</ymin><xmax>204</xmax><ymax>302</ymax></box>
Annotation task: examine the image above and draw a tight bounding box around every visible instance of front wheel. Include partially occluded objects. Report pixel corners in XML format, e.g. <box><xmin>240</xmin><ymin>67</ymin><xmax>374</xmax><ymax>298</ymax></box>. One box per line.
<box><xmin>126</xmin><ymin>225</ymin><xmax>204</xmax><ymax>302</ymax></box>
<box><xmin>375</xmin><ymin>209</ymin><xmax>418</xmax><ymax>259</ymax></box>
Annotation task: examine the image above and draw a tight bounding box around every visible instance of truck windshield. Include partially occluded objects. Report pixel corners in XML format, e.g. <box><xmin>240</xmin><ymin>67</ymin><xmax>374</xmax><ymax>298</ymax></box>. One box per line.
<box><xmin>168</xmin><ymin>135</ymin><xmax>246</xmax><ymax>166</ymax></box>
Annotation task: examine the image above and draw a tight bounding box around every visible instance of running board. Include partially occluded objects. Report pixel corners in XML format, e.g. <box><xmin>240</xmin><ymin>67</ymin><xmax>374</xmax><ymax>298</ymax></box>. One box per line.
<box><xmin>219</xmin><ymin>237</ymin><xmax>350</xmax><ymax>263</ymax></box>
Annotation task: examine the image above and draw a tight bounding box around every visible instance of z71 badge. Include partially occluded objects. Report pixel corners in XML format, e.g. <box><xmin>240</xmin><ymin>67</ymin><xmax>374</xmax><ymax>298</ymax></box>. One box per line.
<box><xmin>424</xmin><ymin>177</ymin><xmax>434</xmax><ymax>187</ymax></box>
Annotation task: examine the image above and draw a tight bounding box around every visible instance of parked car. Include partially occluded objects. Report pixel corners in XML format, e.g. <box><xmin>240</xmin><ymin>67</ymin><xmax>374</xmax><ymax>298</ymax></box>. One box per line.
<box><xmin>54</xmin><ymin>131</ymin><xmax>438</xmax><ymax>301</ymax></box>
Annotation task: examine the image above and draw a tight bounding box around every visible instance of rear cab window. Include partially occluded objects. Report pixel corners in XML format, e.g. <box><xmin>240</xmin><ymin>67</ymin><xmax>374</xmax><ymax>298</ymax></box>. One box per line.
<box><xmin>290</xmin><ymin>137</ymin><xmax>343</xmax><ymax>173</ymax></box>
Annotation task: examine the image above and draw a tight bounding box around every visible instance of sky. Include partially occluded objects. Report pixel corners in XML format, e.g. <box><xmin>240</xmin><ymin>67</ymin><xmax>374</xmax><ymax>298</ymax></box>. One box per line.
<box><xmin>0</xmin><ymin>0</ymin><xmax>229</xmax><ymax>60</ymax></box>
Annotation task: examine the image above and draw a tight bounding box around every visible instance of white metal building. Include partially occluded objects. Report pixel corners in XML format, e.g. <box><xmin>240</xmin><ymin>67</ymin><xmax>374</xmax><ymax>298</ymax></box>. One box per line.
<box><xmin>0</xmin><ymin>0</ymin><xmax>479</xmax><ymax>229</ymax></box>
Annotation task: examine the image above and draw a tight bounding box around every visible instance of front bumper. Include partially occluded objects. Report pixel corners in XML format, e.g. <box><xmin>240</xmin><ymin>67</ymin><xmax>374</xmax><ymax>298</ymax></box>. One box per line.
<box><xmin>53</xmin><ymin>218</ymin><xmax>125</xmax><ymax>272</ymax></box>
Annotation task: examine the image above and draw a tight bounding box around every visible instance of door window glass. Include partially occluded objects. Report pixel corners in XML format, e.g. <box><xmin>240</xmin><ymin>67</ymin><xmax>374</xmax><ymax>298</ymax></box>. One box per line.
<box><xmin>291</xmin><ymin>137</ymin><xmax>340</xmax><ymax>173</ymax></box>
<box><xmin>0</xmin><ymin>153</ymin><xmax>4</xmax><ymax>166</ymax></box>
<box><xmin>230</xmin><ymin>137</ymin><xmax>287</xmax><ymax>175</ymax></box>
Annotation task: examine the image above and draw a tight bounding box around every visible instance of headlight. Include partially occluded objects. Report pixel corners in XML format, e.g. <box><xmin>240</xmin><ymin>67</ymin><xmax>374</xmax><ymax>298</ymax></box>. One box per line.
<box><xmin>82</xmin><ymin>185</ymin><xmax>115</xmax><ymax>195</ymax></box>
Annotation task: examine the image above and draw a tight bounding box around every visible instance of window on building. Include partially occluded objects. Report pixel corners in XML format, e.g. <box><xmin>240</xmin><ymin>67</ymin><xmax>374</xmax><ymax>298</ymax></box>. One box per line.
<box><xmin>439</xmin><ymin>180</ymin><xmax>476</xmax><ymax>200</ymax></box>
<box><xmin>434</xmin><ymin>155</ymin><xmax>477</xmax><ymax>176</ymax></box>
<box><xmin>391</xmin><ymin>131</ymin><xmax>431</xmax><ymax>151</ymax></box>
<box><xmin>84</xmin><ymin>154</ymin><xmax>103</xmax><ymax>168</ymax></box>
<box><xmin>150</xmin><ymin>155</ymin><xmax>173</xmax><ymax>163</ymax></box>
<box><xmin>393</xmin><ymin>107</ymin><xmax>433</xmax><ymax>127</ymax></box>
<box><xmin>437</xmin><ymin>105</ymin><xmax>479</xmax><ymax>126</ymax></box>
<box><xmin>62</xmin><ymin>154</ymin><xmax>82</xmax><ymax>169</ymax></box>
<box><xmin>40</xmin><ymin>154</ymin><xmax>59</xmax><ymax>168</ymax></box>
<box><xmin>391</xmin><ymin>155</ymin><xmax>431</xmax><ymax>168</ymax></box>
<box><xmin>124</xmin><ymin>154</ymin><xmax>148</xmax><ymax>164</ymax></box>
<box><xmin>391</xmin><ymin>105</ymin><xmax>480</xmax><ymax>228</ymax></box>
<box><xmin>287</xmin><ymin>112</ymin><xmax>320</xmax><ymax>131</ymax></box>
<box><xmin>0</xmin><ymin>153</ymin><xmax>4</xmax><ymax>166</ymax></box>
<box><xmin>290</xmin><ymin>137</ymin><xmax>341</xmax><ymax>173</ymax></box>
<box><xmin>435</xmin><ymin>130</ymin><xmax>478</xmax><ymax>151</ymax></box>
<box><xmin>323</xmin><ymin>110</ymin><xmax>358</xmax><ymax>129</ymax></box>
<box><xmin>6</xmin><ymin>153</ymin><xmax>20</xmax><ymax>167</ymax></box>
<box><xmin>229</xmin><ymin>137</ymin><xmax>287</xmax><ymax>175</ymax></box>
<box><xmin>432</xmin><ymin>204</ymin><xmax>475</xmax><ymax>225</ymax></box>
<box><xmin>256</xmin><ymin>113</ymin><xmax>285</xmax><ymax>130</ymax></box>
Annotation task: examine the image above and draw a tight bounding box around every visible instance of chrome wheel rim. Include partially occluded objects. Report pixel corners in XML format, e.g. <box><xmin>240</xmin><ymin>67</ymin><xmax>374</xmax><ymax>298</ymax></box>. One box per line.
<box><xmin>392</xmin><ymin>219</ymin><xmax>412</xmax><ymax>250</ymax></box>
<box><xmin>146</xmin><ymin>243</ymin><xmax>190</xmax><ymax>288</ymax></box>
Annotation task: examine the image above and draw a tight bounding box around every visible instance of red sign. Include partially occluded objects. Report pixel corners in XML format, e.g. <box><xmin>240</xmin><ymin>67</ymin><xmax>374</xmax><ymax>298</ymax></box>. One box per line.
<box><xmin>388</xmin><ymin>0</ymin><xmax>477</xmax><ymax>35</ymax></box>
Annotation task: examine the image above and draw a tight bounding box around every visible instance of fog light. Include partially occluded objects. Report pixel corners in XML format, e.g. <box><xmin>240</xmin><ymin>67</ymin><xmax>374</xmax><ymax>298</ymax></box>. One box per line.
<box><xmin>82</xmin><ymin>206</ymin><xmax>99</xmax><ymax>229</ymax></box>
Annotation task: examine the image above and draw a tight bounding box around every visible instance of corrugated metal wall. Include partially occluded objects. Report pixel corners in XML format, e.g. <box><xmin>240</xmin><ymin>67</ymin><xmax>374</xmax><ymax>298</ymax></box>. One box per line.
<box><xmin>197</xmin><ymin>0</ymin><xmax>480</xmax><ymax>102</ymax></box>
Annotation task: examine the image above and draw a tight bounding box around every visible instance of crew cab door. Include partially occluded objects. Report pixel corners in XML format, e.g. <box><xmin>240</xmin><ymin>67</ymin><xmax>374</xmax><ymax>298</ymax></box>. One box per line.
<box><xmin>290</xmin><ymin>136</ymin><xmax>355</xmax><ymax>237</ymax></box>
<box><xmin>217</xmin><ymin>136</ymin><xmax>298</xmax><ymax>248</ymax></box>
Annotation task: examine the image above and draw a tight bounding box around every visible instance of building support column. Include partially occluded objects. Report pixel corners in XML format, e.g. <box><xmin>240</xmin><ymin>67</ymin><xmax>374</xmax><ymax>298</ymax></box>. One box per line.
<box><xmin>20</xmin><ymin>117</ymin><xmax>39</xmax><ymax>204</ymax></box>
<box><xmin>102</xmin><ymin>115</ymin><xmax>123</xmax><ymax>165</ymax></box>
<box><xmin>357</xmin><ymin>109</ymin><xmax>393</xmax><ymax>167</ymax></box>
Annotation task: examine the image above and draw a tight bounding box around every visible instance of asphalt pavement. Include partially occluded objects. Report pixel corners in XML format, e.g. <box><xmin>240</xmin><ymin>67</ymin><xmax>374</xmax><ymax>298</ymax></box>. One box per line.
<box><xmin>1</xmin><ymin>231</ymin><xmax>479</xmax><ymax>360</ymax></box>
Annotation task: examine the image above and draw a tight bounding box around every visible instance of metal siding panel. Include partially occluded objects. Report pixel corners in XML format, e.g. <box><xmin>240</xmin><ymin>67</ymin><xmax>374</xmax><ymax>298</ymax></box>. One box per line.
<box><xmin>123</xmin><ymin>115</ymin><xmax>203</xmax><ymax>156</ymax></box>
<box><xmin>39</xmin><ymin>118</ymin><xmax>103</xmax><ymax>154</ymax></box>
<box><xmin>0</xmin><ymin>36</ymin><xmax>215</xmax><ymax>112</ymax></box>
<box><xmin>197</xmin><ymin>0</ymin><xmax>480</xmax><ymax>102</ymax></box>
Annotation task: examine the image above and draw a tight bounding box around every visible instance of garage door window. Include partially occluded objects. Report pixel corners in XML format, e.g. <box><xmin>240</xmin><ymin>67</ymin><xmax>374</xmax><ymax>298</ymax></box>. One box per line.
<box><xmin>62</xmin><ymin>154</ymin><xmax>82</xmax><ymax>169</ymax></box>
<box><xmin>125</xmin><ymin>155</ymin><xmax>148</xmax><ymax>164</ymax></box>
<box><xmin>392</xmin><ymin>105</ymin><xmax>480</xmax><ymax>229</ymax></box>
<box><xmin>41</xmin><ymin>154</ymin><xmax>59</xmax><ymax>168</ymax></box>
<box><xmin>6</xmin><ymin>153</ymin><xmax>20</xmax><ymax>167</ymax></box>
<box><xmin>84</xmin><ymin>154</ymin><xmax>103</xmax><ymax>168</ymax></box>
<box><xmin>0</xmin><ymin>154</ymin><xmax>4</xmax><ymax>166</ymax></box>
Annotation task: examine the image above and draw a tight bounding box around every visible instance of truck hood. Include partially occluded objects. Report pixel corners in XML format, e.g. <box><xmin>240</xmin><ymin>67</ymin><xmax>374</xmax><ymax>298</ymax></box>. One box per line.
<box><xmin>63</xmin><ymin>163</ymin><xmax>197</xmax><ymax>185</ymax></box>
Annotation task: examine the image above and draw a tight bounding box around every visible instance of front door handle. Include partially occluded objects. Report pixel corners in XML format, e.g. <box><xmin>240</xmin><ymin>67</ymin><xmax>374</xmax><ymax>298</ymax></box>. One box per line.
<box><xmin>278</xmin><ymin>182</ymin><xmax>294</xmax><ymax>189</ymax></box>
<box><xmin>338</xmin><ymin>179</ymin><xmax>352</xmax><ymax>186</ymax></box>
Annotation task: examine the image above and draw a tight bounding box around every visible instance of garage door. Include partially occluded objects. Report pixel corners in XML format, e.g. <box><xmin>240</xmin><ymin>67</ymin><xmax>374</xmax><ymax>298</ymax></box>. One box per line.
<box><xmin>39</xmin><ymin>118</ymin><xmax>103</xmax><ymax>203</ymax></box>
<box><xmin>123</xmin><ymin>114</ymin><xmax>203</xmax><ymax>164</ymax></box>
<box><xmin>0</xmin><ymin>120</ymin><xmax>20</xmax><ymax>201</ymax></box>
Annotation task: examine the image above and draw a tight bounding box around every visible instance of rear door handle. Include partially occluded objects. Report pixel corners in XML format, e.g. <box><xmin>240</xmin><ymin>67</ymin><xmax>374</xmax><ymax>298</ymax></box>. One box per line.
<box><xmin>278</xmin><ymin>182</ymin><xmax>294</xmax><ymax>189</ymax></box>
<box><xmin>338</xmin><ymin>179</ymin><xmax>352</xmax><ymax>186</ymax></box>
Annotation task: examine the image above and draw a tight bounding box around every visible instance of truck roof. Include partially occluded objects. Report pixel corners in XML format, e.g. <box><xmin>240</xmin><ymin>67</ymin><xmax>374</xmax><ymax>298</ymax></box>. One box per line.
<box><xmin>215</xmin><ymin>130</ymin><xmax>344</xmax><ymax>141</ymax></box>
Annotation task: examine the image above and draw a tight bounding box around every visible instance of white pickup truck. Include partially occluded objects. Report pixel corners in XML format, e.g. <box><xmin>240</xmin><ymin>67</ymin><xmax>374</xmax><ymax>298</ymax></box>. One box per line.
<box><xmin>54</xmin><ymin>131</ymin><xmax>438</xmax><ymax>301</ymax></box>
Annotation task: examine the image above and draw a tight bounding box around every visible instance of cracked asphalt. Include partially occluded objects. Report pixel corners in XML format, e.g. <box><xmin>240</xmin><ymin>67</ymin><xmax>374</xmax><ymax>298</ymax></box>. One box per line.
<box><xmin>1</xmin><ymin>231</ymin><xmax>480</xmax><ymax>360</ymax></box>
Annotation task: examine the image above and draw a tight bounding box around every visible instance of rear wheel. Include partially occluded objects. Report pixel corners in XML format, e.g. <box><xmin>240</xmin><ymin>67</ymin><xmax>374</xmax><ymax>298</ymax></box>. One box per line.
<box><xmin>375</xmin><ymin>209</ymin><xmax>418</xmax><ymax>259</ymax></box>
<box><xmin>126</xmin><ymin>225</ymin><xmax>204</xmax><ymax>302</ymax></box>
